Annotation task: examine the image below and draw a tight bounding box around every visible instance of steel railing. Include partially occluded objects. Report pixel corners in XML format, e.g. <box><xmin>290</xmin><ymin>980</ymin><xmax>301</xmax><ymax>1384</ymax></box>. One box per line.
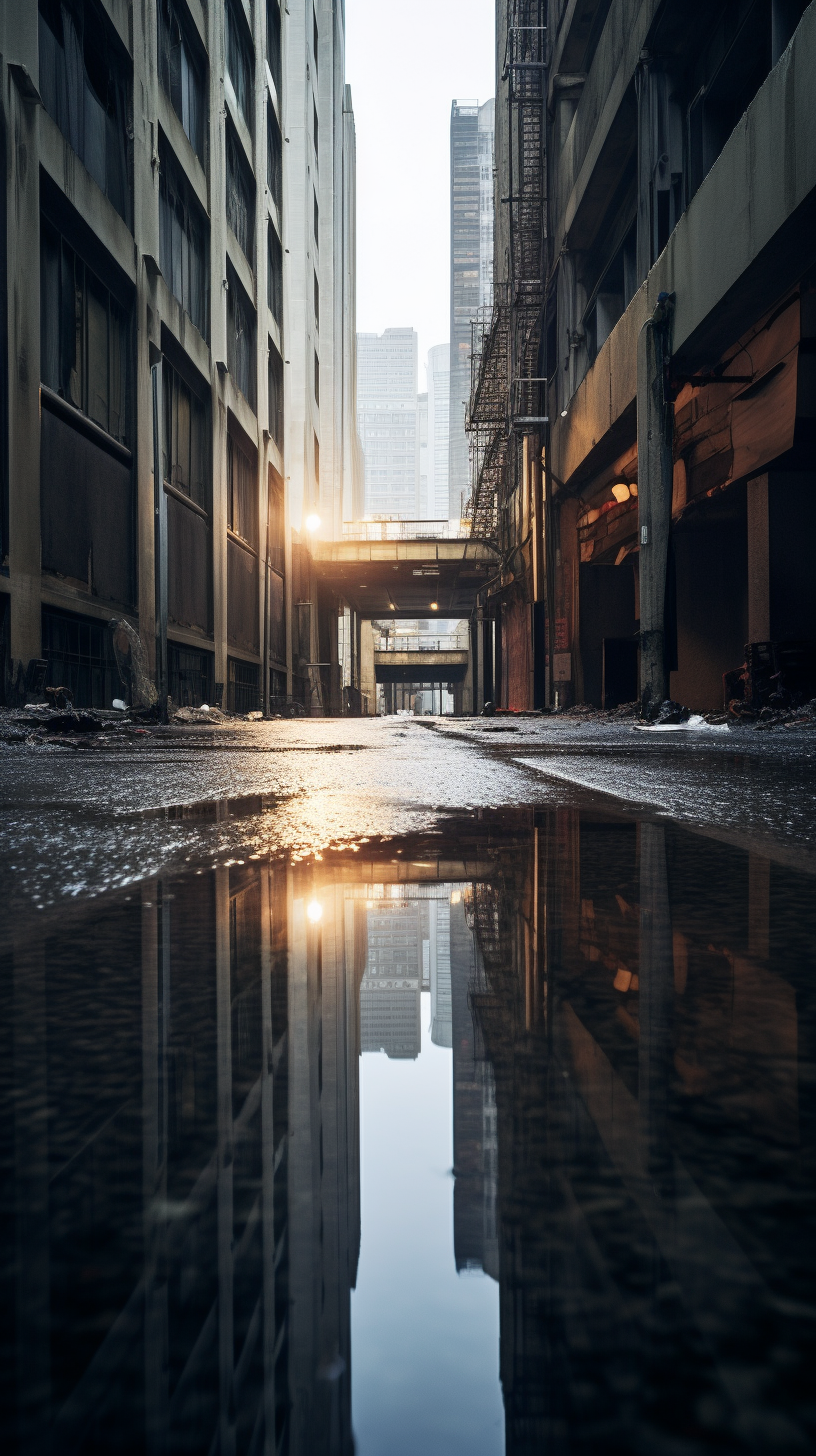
<box><xmin>342</xmin><ymin>518</ymin><xmax>470</xmax><ymax>541</ymax></box>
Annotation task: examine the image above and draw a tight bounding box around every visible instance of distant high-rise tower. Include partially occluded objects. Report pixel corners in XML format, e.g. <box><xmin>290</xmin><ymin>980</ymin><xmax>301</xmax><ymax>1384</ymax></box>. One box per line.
<box><xmin>356</xmin><ymin>328</ymin><xmax>419</xmax><ymax>517</ymax></box>
<box><xmin>448</xmin><ymin>100</ymin><xmax>494</xmax><ymax>519</ymax></box>
<box><xmin>417</xmin><ymin>391</ymin><xmax>429</xmax><ymax>516</ymax></box>
<box><xmin>427</xmin><ymin>344</ymin><xmax>450</xmax><ymax>519</ymax></box>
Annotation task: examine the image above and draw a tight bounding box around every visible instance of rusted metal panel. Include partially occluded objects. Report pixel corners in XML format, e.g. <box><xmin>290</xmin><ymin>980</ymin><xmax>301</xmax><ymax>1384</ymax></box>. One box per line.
<box><xmin>674</xmin><ymin>294</ymin><xmax>800</xmax><ymax>505</ymax></box>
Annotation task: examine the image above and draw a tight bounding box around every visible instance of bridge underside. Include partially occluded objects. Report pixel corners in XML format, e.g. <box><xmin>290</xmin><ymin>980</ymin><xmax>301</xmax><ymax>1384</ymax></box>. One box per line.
<box><xmin>375</xmin><ymin>650</ymin><xmax>469</xmax><ymax>684</ymax></box>
<box><xmin>310</xmin><ymin>539</ymin><xmax>498</xmax><ymax>618</ymax></box>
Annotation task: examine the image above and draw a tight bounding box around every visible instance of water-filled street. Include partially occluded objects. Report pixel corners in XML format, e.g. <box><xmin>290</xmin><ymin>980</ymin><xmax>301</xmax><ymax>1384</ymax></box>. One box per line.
<box><xmin>2</xmin><ymin>717</ymin><xmax>816</xmax><ymax>1453</ymax></box>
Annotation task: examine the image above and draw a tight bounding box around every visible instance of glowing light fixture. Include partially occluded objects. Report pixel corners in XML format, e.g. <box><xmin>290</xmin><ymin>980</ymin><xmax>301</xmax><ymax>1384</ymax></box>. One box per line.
<box><xmin>450</xmin><ymin>890</ymin><xmax>462</xmax><ymax>905</ymax></box>
<box><xmin>306</xmin><ymin>899</ymin><xmax>323</xmax><ymax>924</ymax></box>
<box><xmin>611</xmin><ymin>482</ymin><xmax>631</xmax><ymax>504</ymax></box>
<box><xmin>430</xmin><ymin>601</ymin><xmax>439</xmax><ymax>611</ymax></box>
<box><xmin>305</xmin><ymin>513</ymin><xmax>321</xmax><ymax>533</ymax></box>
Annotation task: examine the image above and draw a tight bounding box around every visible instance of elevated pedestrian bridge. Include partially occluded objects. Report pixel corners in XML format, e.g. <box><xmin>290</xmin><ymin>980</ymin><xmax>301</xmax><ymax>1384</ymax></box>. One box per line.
<box><xmin>373</xmin><ymin>634</ymin><xmax>469</xmax><ymax>684</ymax></box>
<box><xmin>309</xmin><ymin>519</ymin><xmax>498</xmax><ymax>619</ymax></box>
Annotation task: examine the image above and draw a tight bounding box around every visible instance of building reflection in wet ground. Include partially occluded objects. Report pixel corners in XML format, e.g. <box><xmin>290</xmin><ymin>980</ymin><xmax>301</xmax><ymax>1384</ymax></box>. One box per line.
<box><xmin>1</xmin><ymin>805</ymin><xmax>815</xmax><ymax>1454</ymax></box>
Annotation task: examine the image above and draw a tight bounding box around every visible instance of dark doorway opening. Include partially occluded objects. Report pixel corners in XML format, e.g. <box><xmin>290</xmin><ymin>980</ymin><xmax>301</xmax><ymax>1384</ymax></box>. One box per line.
<box><xmin>602</xmin><ymin>637</ymin><xmax>638</xmax><ymax>708</ymax></box>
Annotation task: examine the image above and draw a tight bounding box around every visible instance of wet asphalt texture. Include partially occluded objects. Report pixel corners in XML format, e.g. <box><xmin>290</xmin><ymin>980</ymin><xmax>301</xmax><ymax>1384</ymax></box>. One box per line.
<box><xmin>1</xmin><ymin>713</ymin><xmax>815</xmax><ymax>911</ymax></box>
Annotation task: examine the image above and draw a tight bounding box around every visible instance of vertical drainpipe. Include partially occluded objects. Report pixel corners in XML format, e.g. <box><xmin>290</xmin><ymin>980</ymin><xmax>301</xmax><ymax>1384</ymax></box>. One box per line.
<box><xmin>636</xmin><ymin>292</ymin><xmax>674</xmax><ymax>716</ymax></box>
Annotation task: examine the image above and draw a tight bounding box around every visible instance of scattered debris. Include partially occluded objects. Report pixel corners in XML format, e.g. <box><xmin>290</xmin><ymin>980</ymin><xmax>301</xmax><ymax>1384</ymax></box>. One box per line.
<box><xmin>45</xmin><ymin>685</ymin><xmax>74</xmax><ymax>710</ymax></box>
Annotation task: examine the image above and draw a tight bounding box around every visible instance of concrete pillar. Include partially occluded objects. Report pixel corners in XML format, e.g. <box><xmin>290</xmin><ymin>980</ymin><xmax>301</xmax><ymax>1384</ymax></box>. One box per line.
<box><xmin>359</xmin><ymin>619</ymin><xmax>375</xmax><ymax>713</ymax></box>
<box><xmin>747</xmin><ymin>474</ymin><xmax>770</xmax><ymax>643</ymax></box>
<box><xmin>637</xmin><ymin>299</ymin><xmax>675</xmax><ymax>713</ymax></box>
<box><xmin>6</xmin><ymin>50</ymin><xmax>43</xmax><ymax>673</ymax></box>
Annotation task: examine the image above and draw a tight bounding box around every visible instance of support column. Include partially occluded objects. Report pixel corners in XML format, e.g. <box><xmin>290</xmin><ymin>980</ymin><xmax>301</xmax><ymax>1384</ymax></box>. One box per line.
<box><xmin>637</xmin><ymin>297</ymin><xmax>675</xmax><ymax>713</ymax></box>
<box><xmin>747</xmin><ymin>474</ymin><xmax>770</xmax><ymax>643</ymax></box>
<box><xmin>6</xmin><ymin>57</ymin><xmax>43</xmax><ymax>678</ymax></box>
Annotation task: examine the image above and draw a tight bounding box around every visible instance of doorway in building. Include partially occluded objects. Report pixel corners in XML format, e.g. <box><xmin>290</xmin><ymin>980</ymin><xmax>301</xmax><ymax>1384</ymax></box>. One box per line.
<box><xmin>602</xmin><ymin>637</ymin><xmax>639</xmax><ymax>708</ymax></box>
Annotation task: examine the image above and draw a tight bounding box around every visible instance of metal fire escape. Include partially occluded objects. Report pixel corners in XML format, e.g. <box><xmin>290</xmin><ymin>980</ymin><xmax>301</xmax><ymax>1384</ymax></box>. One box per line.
<box><xmin>466</xmin><ymin>0</ymin><xmax>547</xmax><ymax>543</ymax></box>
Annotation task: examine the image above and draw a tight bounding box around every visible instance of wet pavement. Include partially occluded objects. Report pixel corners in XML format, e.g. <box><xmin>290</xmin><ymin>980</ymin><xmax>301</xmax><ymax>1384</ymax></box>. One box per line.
<box><xmin>1</xmin><ymin>717</ymin><xmax>815</xmax><ymax>1453</ymax></box>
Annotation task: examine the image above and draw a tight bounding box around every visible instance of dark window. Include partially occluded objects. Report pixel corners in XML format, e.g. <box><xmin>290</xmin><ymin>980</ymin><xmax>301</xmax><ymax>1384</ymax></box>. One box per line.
<box><xmin>269</xmin><ymin>342</ymin><xmax>284</xmax><ymax>449</ymax></box>
<box><xmin>163</xmin><ymin>360</ymin><xmax>209</xmax><ymax>511</ymax></box>
<box><xmin>313</xmin><ymin>191</ymin><xmax>319</xmax><ymax>245</ymax></box>
<box><xmin>313</xmin><ymin>271</ymin><xmax>319</xmax><ymax>330</ymax></box>
<box><xmin>267</xmin><ymin>466</ymin><xmax>285</xmax><ymax>575</ymax></box>
<box><xmin>227</xmin><ymin>262</ymin><xmax>257</xmax><ymax>408</ymax></box>
<box><xmin>168</xmin><ymin>643</ymin><xmax>214</xmax><ymax>707</ymax></box>
<box><xmin>268</xmin><ymin>224</ymin><xmax>283</xmax><ymax>325</ymax></box>
<box><xmin>313</xmin><ymin>100</ymin><xmax>319</xmax><ymax>162</ymax></box>
<box><xmin>157</xmin><ymin>0</ymin><xmax>206</xmax><ymax>161</ymax></box>
<box><xmin>228</xmin><ymin>433</ymin><xmax>258</xmax><ymax>548</ymax></box>
<box><xmin>226</xmin><ymin>123</ymin><xmax>255</xmax><ymax>266</ymax></box>
<box><xmin>38</xmin><ymin>0</ymin><xmax>131</xmax><ymax>226</ymax></box>
<box><xmin>267</xmin><ymin>104</ymin><xmax>283</xmax><ymax>211</ymax></box>
<box><xmin>40</xmin><ymin>217</ymin><xmax>129</xmax><ymax>443</ymax></box>
<box><xmin>226</xmin><ymin>0</ymin><xmax>253</xmax><ymax>129</ymax></box>
<box><xmin>314</xmin><ymin>350</ymin><xmax>319</xmax><ymax>405</ymax></box>
<box><xmin>42</xmin><ymin>606</ymin><xmax>119</xmax><ymax>710</ymax></box>
<box><xmin>159</xmin><ymin>147</ymin><xmax>209</xmax><ymax>339</ymax></box>
<box><xmin>267</xmin><ymin>0</ymin><xmax>282</xmax><ymax>96</ymax></box>
<box><xmin>227</xmin><ymin>657</ymin><xmax>260</xmax><ymax>713</ymax></box>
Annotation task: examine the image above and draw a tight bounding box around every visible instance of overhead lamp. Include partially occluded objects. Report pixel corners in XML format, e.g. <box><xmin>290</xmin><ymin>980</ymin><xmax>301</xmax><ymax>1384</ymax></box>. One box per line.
<box><xmin>430</xmin><ymin>602</ymin><xmax>439</xmax><ymax>611</ymax></box>
<box><xmin>306</xmin><ymin>899</ymin><xmax>323</xmax><ymax>924</ymax></box>
<box><xmin>305</xmin><ymin>513</ymin><xmax>321</xmax><ymax>533</ymax></box>
<box><xmin>611</xmin><ymin>481</ymin><xmax>631</xmax><ymax>503</ymax></box>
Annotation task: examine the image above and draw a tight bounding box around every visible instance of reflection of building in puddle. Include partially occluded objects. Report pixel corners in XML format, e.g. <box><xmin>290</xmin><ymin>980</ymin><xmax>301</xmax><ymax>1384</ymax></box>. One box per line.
<box><xmin>452</xmin><ymin>895</ymin><xmax>499</xmax><ymax>1280</ymax></box>
<box><xmin>429</xmin><ymin>897</ymin><xmax>452</xmax><ymax>1047</ymax></box>
<box><xmin>360</xmin><ymin>894</ymin><xmax>423</xmax><ymax>1058</ymax></box>
<box><xmin>359</xmin><ymin>885</ymin><xmax>452</xmax><ymax>1060</ymax></box>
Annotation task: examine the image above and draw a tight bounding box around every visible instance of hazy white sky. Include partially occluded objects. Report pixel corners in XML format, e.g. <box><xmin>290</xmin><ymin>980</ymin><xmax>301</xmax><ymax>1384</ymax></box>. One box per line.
<box><xmin>345</xmin><ymin>0</ymin><xmax>496</xmax><ymax>386</ymax></box>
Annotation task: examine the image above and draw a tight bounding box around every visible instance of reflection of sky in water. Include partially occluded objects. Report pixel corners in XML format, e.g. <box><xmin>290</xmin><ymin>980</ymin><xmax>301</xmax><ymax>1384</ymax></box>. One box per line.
<box><xmin>353</xmin><ymin>992</ymin><xmax>503</xmax><ymax>1456</ymax></box>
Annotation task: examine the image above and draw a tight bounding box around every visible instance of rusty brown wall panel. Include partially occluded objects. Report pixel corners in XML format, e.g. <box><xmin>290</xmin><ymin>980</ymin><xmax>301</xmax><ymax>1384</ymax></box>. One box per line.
<box><xmin>168</xmin><ymin>495</ymin><xmax>212</xmax><ymax>633</ymax></box>
<box><xmin>503</xmin><ymin>593</ymin><xmax>531</xmax><ymax>709</ymax></box>
<box><xmin>227</xmin><ymin>536</ymin><xmax>259</xmax><ymax>653</ymax></box>
<box><xmin>41</xmin><ymin>406</ymin><xmax>134</xmax><ymax>607</ymax></box>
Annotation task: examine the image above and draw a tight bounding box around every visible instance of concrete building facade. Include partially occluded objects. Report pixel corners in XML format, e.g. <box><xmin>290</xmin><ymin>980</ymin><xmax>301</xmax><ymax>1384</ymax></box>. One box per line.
<box><xmin>356</xmin><ymin>326</ymin><xmax>419</xmax><ymax>519</ymax></box>
<box><xmin>0</xmin><ymin>0</ymin><xmax>361</xmax><ymax>717</ymax></box>
<box><xmin>468</xmin><ymin>0</ymin><xmax>816</xmax><ymax>717</ymax></box>
<box><xmin>426</xmin><ymin>341</ymin><xmax>450</xmax><ymax>520</ymax></box>
<box><xmin>449</xmin><ymin>98</ymin><xmax>494</xmax><ymax>522</ymax></box>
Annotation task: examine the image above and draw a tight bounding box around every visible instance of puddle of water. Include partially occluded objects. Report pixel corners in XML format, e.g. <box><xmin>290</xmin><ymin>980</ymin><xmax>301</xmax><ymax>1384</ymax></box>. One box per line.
<box><xmin>1</xmin><ymin>806</ymin><xmax>815</xmax><ymax>1454</ymax></box>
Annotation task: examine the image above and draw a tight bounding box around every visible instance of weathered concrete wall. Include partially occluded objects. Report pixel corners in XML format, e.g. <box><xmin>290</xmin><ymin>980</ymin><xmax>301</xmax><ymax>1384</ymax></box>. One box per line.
<box><xmin>553</xmin><ymin>1</ymin><xmax>816</xmax><ymax>490</ymax></box>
